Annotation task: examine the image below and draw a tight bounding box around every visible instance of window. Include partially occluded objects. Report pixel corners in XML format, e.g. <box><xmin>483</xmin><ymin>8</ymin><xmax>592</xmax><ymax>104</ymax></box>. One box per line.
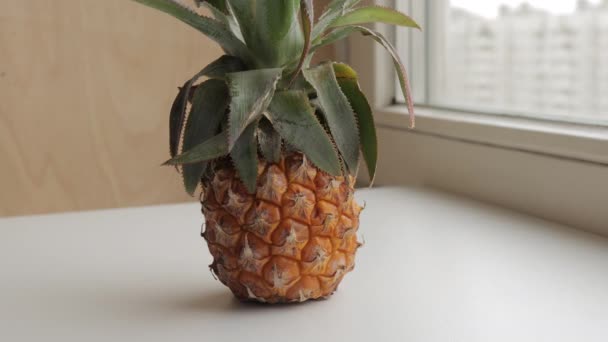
<box><xmin>396</xmin><ymin>0</ymin><xmax>608</xmax><ymax>126</ymax></box>
<box><xmin>348</xmin><ymin>0</ymin><xmax>608</xmax><ymax>234</ymax></box>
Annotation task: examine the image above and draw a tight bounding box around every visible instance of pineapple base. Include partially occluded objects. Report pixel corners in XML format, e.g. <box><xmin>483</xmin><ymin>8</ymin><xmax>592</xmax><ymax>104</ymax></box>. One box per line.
<box><xmin>201</xmin><ymin>153</ymin><xmax>363</xmax><ymax>304</ymax></box>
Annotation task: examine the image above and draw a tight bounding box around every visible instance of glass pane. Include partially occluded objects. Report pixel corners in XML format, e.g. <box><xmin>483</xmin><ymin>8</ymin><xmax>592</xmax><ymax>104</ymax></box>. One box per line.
<box><xmin>428</xmin><ymin>0</ymin><xmax>608</xmax><ymax>124</ymax></box>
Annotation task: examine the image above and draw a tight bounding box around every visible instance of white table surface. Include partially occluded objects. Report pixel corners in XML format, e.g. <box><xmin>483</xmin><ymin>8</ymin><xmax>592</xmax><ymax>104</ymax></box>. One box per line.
<box><xmin>1</xmin><ymin>187</ymin><xmax>607</xmax><ymax>342</ymax></box>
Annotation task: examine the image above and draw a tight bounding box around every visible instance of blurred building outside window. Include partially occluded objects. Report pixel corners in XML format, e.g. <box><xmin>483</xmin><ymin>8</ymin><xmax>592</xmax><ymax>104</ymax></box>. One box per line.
<box><xmin>399</xmin><ymin>0</ymin><xmax>608</xmax><ymax>125</ymax></box>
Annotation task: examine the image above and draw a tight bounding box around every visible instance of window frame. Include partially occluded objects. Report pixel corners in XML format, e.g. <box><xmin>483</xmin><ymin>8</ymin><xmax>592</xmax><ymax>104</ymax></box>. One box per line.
<box><xmin>348</xmin><ymin>0</ymin><xmax>608</xmax><ymax>234</ymax></box>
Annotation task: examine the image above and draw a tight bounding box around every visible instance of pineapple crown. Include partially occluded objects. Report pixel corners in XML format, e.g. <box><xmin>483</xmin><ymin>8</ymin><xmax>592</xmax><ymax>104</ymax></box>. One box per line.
<box><xmin>132</xmin><ymin>0</ymin><xmax>420</xmax><ymax>195</ymax></box>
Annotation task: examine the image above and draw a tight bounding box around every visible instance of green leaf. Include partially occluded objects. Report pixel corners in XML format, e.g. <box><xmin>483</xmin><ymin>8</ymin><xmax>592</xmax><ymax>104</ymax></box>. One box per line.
<box><xmin>132</xmin><ymin>0</ymin><xmax>252</xmax><ymax>63</ymax></box>
<box><xmin>352</xmin><ymin>25</ymin><xmax>415</xmax><ymax>128</ymax></box>
<box><xmin>199</xmin><ymin>55</ymin><xmax>246</xmax><ymax>79</ymax></box>
<box><xmin>301</xmin><ymin>0</ymin><xmax>314</xmax><ymax>26</ymax></box>
<box><xmin>226</xmin><ymin>68</ymin><xmax>283</xmax><ymax>149</ymax></box>
<box><xmin>164</xmin><ymin>131</ymin><xmax>229</xmax><ymax>165</ymax></box>
<box><xmin>286</xmin><ymin>0</ymin><xmax>314</xmax><ymax>86</ymax></box>
<box><xmin>333</xmin><ymin>63</ymin><xmax>377</xmax><ymax>185</ymax></box>
<box><xmin>230</xmin><ymin>122</ymin><xmax>259</xmax><ymax>193</ymax></box>
<box><xmin>329</xmin><ymin>6</ymin><xmax>421</xmax><ymax>29</ymax></box>
<box><xmin>311</xmin><ymin>26</ymin><xmax>356</xmax><ymax>53</ymax></box>
<box><xmin>316</xmin><ymin>26</ymin><xmax>416</xmax><ymax>129</ymax></box>
<box><xmin>333</xmin><ymin>62</ymin><xmax>358</xmax><ymax>79</ymax></box>
<box><xmin>227</xmin><ymin>0</ymin><xmax>303</xmax><ymax>67</ymax></box>
<box><xmin>169</xmin><ymin>84</ymin><xmax>190</xmax><ymax>159</ymax></box>
<box><xmin>258</xmin><ymin>118</ymin><xmax>282</xmax><ymax>164</ymax></box>
<box><xmin>182</xmin><ymin>79</ymin><xmax>229</xmax><ymax>195</ymax></box>
<box><xmin>303</xmin><ymin>63</ymin><xmax>360</xmax><ymax>173</ymax></box>
<box><xmin>306</xmin><ymin>26</ymin><xmax>356</xmax><ymax>67</ymax></box>
<box><xmin>267</xmin><ymin>91</ymin><xmax>342</xmax><ymax>176</ymax></box>
<box><xmin>195</xmin><ymin>0</ymin><xmax>228</xmax><ymax>14</ymax></box>
<box><xmin>198</xmin><ymin>1</ymin><xmax>244</xmax><ymax>41</ymax></box>
<box><xmin>168</xmin><ymin>55</ymin><xmax>245</xmax><ymax>160</ymax></box>
<box><xmin>289</xmin><ymin>74</ymin><xmax>316</xmax><ymax>95</ymax></box>
<box><xmin>312</xmin><ymin>0</ymin><xmax>361</xmax><ymax>41</ymax></box>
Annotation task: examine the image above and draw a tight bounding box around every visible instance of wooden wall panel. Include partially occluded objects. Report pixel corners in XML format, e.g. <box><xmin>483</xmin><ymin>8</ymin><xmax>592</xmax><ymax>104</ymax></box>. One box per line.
<box><xmin>0</xmin><ymin>0</ymin><xmax>221</xmax><ymax>216</ymax></box>
<box><xmin>0</xmin><ymin>0</ymin><xmax>336</xmax><ymax>217</ymax></box>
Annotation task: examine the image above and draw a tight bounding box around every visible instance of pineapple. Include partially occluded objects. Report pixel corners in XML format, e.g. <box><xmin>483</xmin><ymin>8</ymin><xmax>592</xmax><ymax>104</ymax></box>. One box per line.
<box><xmin>132</xmin><ymin>0</ymin><xmax>419</xmax><ymax>303</ymax></box>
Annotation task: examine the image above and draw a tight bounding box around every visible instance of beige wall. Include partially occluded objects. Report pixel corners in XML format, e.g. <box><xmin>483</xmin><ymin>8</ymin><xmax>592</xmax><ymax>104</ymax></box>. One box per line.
<box><xmin>0</xmin><ymin>0</ymin><xmax>334</xmax><ymax>217</ymax></box>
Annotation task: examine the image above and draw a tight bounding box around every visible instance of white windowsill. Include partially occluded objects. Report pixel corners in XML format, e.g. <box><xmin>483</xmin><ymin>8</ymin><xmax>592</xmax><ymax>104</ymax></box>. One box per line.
<box><xmin>375</xmin><ymin>105</ymin><xmax>608</xmax><ymax>166</ymax></box>
<box><xmin>360</xmin><ymin>105</ymin><xmax>608</xmax><ymax>236</ymax></box>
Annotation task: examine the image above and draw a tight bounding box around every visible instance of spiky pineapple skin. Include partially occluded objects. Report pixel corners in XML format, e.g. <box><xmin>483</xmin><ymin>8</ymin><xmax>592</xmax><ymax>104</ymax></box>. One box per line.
<box><xmin>201</xmin><ymin>153</ymin><xmax>363</xmax><ymax>303</ymax></box>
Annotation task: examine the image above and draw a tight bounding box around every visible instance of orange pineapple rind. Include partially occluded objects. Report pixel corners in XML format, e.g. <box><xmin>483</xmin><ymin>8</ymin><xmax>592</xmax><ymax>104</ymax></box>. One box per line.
<box><xmin>202</xmin><ymin>153</ymin><xmax>363</xmax><ymax>303</ymax></box>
